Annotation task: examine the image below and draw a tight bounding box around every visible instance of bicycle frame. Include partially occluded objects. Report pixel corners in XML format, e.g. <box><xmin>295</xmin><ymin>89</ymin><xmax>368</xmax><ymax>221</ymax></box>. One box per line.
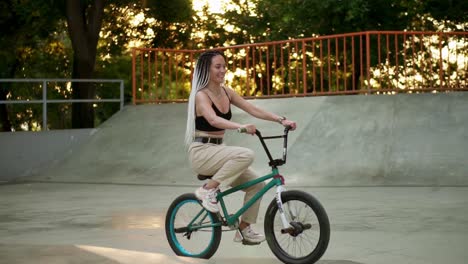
<box><xmin>188</xmin><ymin>127</ymin><xmax>292</xmax><ymax>231</ymax></box>
<box><xmin>188</xmin><ymin>168</ymin><xmax>286</xmax><ymax>232</ymax></box>
<box><xmin>218</xmin><ymin>168</ymin><xmax>285</xmax><ymax>226</ymax></box>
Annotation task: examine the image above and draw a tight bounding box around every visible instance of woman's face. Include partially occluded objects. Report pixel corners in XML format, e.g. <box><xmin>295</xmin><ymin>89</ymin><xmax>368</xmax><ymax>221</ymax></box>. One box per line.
<box><xmin>209</xmin><ymin>55</ymin><xmax>226</xmax><ymax>85</ymax></box>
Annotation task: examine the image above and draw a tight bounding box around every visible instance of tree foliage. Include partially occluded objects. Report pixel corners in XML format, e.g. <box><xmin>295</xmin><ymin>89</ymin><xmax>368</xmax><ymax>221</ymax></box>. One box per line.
<box><xmin>0</xmin><ymin>0</ymin><xmax>62</xmax><ymax>131</ymax></box>
<box><xmin>424</xmin><ymin>0</ymin><xmax>468</xmax><ymax>23</ymax></box>
<box><xmin>0</xmin><ymin>0</ymin><xmax>194</xmax><ymax>131</ymax></box>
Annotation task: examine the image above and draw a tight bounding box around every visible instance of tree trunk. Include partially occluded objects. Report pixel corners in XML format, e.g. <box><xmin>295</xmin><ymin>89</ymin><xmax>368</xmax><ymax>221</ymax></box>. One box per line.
<box><xmin>66</xmin><ymin>0</ymin><xmax>105</xmax><ymax>128</ymax></box>
<box><xmin>0</xmin><ymin>58</ymin><xmax>18</xmax><ymax>132</ymax></box>
<box><xmin>0</xmin><ymin>87</ymin><xmax>12</xmax><ymax>132</ymax></box>
<box><xmin>71</xmin><ymin>57</ymin><xmax>96</xmax><ymax>128</ymax></box>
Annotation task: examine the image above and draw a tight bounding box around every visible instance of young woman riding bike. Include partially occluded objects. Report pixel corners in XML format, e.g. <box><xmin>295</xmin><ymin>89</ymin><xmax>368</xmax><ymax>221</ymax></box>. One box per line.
<box><xmin>184</xmin><ymin>50</ymin><xmax>297</xmax><ymax>244</ymax></box>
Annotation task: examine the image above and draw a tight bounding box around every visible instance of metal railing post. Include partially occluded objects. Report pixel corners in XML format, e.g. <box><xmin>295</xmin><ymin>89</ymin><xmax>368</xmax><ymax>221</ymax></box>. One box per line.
<box><xmin>43</xmin><ymin>80</ymin><xmax>47</xmax><ymax>130</ymax></box>
<box><xmin>120</xmin><ymin>80</ymin><xmax>124</xmax><ymax>110</ymax></box>
<box><xmin>132</xmin><ymin>48</ymin><xmax>137</xmax><ymax>105</ymax></box>
<box><xmin>366</xmin><ymin>31</ymin><xmax>371</xmax><ymax>94</ymax></box>
<box><xmin>0</xmin><ymin>78</ymin><xmax>125</xmax><ymax>131</ymax></box>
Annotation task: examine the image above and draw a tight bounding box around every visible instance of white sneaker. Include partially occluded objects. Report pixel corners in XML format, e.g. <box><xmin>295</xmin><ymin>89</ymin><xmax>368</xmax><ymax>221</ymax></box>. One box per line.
<box><xmin>233</xmin><ymin>226</ymin><xmax>266</xmax><ymax>244</ymax></box>
<box><xmin>195</xmin><ymin>185</ymin><xmax>219</xmax><ymax>213</ymax></box>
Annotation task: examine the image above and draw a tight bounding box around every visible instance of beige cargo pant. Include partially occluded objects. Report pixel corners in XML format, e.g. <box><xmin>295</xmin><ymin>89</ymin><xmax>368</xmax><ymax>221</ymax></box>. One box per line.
<box><xmin>188</xmin><ymin>142</ymin><xmax>265</xmax><ymax>224</ymax></box>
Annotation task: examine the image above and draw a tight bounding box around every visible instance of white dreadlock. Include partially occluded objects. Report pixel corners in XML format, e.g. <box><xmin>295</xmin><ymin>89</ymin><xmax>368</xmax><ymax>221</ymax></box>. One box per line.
<box><xmin>185</xmin><ymin>51</ymin><xmax>224</xmax><ymax>147</ymax></box>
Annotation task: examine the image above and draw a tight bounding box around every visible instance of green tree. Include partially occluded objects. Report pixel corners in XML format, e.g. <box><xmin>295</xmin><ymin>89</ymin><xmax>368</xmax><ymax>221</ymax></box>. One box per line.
<box><xmin>423</xmin><ymin>0</ymin><xmax>468</xmax><ymax>24</ymax></box>
<box><xmin>0</xmin><ymin>0</ymin><xmax>193</xmax><ymax>130</ymax></box>
<box><xmin>0</xmin><ymin>0</ymin><xmax>62</xmax><ymax>131</ymax></box>
<box><xmin>65</xmin><ymin>0</ymin><xmax>106</xmax><ymax>128</ymax></box>
<box><xmin>146</xmin><ymin>0</ymin><xmax>194</xmax><ymax>48</ymax></box>
<box><xmin>65</xmin><ymin>0</ymin><xmax>193</xmax><ymax>128</ymax></box>
<box><xmin>217</xmin><ymin>0</ymin><xmax>466</xmax><ymax>95</ymax></box>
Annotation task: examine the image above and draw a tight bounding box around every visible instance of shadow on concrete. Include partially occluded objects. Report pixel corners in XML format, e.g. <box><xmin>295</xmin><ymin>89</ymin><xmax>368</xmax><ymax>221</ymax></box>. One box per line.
<box><xmin>206</xmin><ymin>259</ymin><xmax>364</xmax><ymax>264</ymax></box>
<box><xmin>0</xmin><ymin>244</ymin><xmax>119</xmax><ymax>264</ymax></box>
<box><xmin>0</xmin><ymin>243</ymin><xmax>364</xmax><ymax>264</ymax></box>
<box><xmin>318</xmin><ymin>261</ymin><xmax>364</xmax><ymax>264</ymax></box>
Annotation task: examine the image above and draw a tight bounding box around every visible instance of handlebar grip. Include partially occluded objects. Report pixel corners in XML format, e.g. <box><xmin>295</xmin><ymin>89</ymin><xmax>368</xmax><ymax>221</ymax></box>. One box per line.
<box><xmin>237</xmin><ymin>127</ymin><xmax>247</xmax><ymax>133</ymax></box>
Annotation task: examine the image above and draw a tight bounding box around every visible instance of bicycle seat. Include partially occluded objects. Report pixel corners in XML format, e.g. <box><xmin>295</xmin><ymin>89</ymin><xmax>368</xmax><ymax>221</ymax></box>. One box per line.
<box><xmin>197</xmin><ymin>174</ymin><xmax>213</xmax><ymax>181</ymax></box>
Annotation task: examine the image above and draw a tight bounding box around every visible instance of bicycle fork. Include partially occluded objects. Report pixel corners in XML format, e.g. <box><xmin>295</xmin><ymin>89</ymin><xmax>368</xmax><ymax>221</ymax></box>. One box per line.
<box><xmin>275</xmin><ymin>185</ymin><xmax>293</xmax><ymax>230</ymax></box>
<box><xmin>275</xmin><ymin>186</ymin><xmax>312</xmax><ymax>237</ymax></box>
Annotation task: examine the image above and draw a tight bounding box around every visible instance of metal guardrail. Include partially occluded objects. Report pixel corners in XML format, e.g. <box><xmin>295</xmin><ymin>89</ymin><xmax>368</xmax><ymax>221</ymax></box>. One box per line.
<box><xmin>0</xmin><ymin>78</ymin><xmax>124</xmax><ymax>130</ymax></box>
<box><xmin>132</xmin><ymin>31</ymin><xmax>468</xmax><ymax>104</ymax></box>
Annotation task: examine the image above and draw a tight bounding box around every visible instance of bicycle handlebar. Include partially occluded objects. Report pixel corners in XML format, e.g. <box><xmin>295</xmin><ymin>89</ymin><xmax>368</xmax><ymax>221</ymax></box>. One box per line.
<box><xmin>237</xmin><ymin>125</ymin><xmax>293</xmax><ymax>134</ymax></box>
<box><xmin>238</xmin><ymin>126</ymin><xmax>292</xmax><ymax>167</ymax></box>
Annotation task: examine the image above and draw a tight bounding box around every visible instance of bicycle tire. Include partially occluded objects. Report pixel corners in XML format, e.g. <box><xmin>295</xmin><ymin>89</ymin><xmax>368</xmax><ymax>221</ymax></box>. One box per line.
<box><xmin>165</xmin><ymin>193</ymin><xmax>222</xmax><ymax>259</ymax></box>
<box><xmin>264</xmin><ymin>190</ymin><xmax>330</xmax><ymax>264</ymax></box>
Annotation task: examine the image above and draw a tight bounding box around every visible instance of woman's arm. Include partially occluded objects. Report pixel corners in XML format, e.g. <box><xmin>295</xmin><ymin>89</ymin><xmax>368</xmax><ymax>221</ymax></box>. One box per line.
<box><xmin>227</xmin><ymin>88</ymin><xmax>297</xmax><ymax>129</ymax></box>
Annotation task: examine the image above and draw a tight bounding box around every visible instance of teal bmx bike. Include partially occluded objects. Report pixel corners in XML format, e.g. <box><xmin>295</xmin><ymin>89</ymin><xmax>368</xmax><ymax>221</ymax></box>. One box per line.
<box><xmin>165</xmin><ymin>127</ymin><xmax>330</xmax><ymax>264</ymax></box>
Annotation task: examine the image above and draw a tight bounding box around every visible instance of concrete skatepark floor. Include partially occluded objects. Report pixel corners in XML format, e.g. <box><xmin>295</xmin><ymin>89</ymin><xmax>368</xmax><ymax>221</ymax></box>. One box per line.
<box><xmin>1</xmin><ymin>182</ymin><xmax>467</xmax><ymax>264</ymax></box>
<box><xmin>1</xmin><ymin>93</ymin><xmax>468</xmax><ymax>263</ymax></box>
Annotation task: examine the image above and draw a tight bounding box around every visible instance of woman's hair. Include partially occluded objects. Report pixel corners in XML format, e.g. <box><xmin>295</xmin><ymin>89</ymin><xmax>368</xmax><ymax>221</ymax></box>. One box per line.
<box><xmin>185</xmin><ymin>50</ymin><xmax>224</xmax><ymax>147</ymax></box>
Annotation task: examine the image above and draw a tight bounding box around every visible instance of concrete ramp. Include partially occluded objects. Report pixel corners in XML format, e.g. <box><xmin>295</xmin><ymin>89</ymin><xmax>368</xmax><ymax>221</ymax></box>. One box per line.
<box><xmin>29</xmin><ymin>92</ymin><xmax>468</xmax><ymax>187</ymax></box>
<box><xmin>286</xmin><ymin>93</ymin><xmax>468</xmax><ymax>186</ymax></box>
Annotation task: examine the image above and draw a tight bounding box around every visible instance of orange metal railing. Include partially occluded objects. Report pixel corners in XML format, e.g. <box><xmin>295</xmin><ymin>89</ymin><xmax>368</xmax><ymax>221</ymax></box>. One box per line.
<box><xmin>132</xmin><ymin>31</ymin><xmax>468</xmax><ymax>104</ymax></box>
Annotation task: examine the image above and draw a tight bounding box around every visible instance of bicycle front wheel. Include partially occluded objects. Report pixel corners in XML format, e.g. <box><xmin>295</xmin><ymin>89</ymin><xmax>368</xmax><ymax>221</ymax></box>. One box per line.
<box><xmin>165</xmin><ymin>193</ymin><xmax>222</xmax><ymax>259</ymax></box>
<box><xmin>264</xmin><ymin>190</ymin><xmax>330</xmax><ymax>264</ymax></box>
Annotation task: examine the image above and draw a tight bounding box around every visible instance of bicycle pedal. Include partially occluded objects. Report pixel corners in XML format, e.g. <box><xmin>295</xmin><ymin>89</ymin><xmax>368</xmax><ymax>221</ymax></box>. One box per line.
<box><xmin>241</xmin><ymin>240</ymin><xmax>261</xmax><ymax>246</ymax></box>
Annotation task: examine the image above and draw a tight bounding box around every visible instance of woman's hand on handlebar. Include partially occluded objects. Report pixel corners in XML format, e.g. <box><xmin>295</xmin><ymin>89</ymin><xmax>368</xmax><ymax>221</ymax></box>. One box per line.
<box><xmin>238</xmin><ymin>124</ymin><xmax>256</xmax><ymax>135</ymax></box>
<box><xmin>281</xmin><ymin>119</ymin><xmax>297</xmax><ymax>130</ymax></box>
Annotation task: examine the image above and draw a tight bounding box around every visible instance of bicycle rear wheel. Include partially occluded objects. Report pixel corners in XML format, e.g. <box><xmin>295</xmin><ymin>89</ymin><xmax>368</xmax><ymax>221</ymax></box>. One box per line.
<box><xmin>264</xmin><ymin>190</ymin><xmax>330</xmax><ymax>264</ymax></box>
<box><xmin>165</xmin><ymin>193</ymin><xmax>222</xmax><ymax>259</ymax></box>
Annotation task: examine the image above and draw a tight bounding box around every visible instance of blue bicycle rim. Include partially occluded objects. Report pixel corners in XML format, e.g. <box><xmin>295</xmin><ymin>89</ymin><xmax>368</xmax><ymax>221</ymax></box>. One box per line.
<box><xmin>170</xmin><ymin>199</ymin><xmax>215</xmax><ymax>257</ymax></box>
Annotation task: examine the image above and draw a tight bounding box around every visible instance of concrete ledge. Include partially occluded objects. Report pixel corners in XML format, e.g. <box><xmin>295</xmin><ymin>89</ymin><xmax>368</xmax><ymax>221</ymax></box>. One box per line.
<box><xmin>0</xmin><ymin>129</ymin><xmax>96</xmax><ymax>181</ymax></box>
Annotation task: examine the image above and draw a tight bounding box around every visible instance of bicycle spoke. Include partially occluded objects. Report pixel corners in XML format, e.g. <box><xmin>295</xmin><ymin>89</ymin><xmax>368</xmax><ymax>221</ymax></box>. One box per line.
<box><xmin>301</xmin><ymin>230</ymin><xmax>318</xmax><ymax>244</ymax></box>
<box><xmin>286</xmin><ymin>202</ymin><xmax>296</xmax><ymax>221</ymax></box>
<box><xmin>271</xmin><ymin>198</ymin><xmax>323</xmax><ymax>259</ymax></box>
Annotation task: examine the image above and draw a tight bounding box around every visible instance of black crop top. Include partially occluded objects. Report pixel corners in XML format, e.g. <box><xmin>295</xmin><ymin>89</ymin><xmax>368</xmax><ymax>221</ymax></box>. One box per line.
<box><xmin>195</xmin><ymin>89</ymin><xmax>232</xmax><ymax>132</ymax></box>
